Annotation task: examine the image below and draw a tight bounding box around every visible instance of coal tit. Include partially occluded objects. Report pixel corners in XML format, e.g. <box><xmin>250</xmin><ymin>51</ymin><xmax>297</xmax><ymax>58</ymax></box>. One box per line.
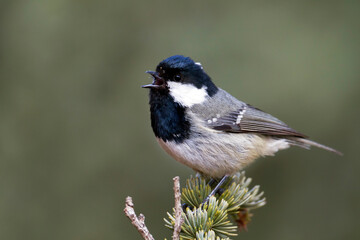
<box><xmin>142</xmin><ymin>55</ymin><xmax>342</xmax><ymax>179</ymax></box>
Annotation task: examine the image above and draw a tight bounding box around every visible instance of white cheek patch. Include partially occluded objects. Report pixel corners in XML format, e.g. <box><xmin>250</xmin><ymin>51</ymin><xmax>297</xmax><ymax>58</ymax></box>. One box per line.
<box><xmin>167</xmin><ymin>81</ymin><xmax>208</xmax><ymax>107</ymax></box>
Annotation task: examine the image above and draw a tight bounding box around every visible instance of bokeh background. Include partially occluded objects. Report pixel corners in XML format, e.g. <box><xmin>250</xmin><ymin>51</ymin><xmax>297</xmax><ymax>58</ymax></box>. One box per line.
<box><xmin>1</xmin><ymin>1</ymin><xmax>359</xmax><ymax>239</ymax></box>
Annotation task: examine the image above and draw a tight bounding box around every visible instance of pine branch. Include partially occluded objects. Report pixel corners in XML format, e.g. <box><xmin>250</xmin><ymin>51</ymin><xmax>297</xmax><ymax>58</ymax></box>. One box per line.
<box><xmin>124</xmin><ymin>171</ymin><xmax>266</xmax><ymax>240</ymax></box>
<box><xmin>165</xmin><ymin>172</ymin><xmax>266</xmax><ymax>239</ymax></box>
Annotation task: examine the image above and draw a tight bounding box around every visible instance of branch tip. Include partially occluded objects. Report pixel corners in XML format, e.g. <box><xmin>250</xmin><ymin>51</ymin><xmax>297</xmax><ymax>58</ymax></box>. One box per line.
<box><xmin>123</xmin><ymin>196</ymin><xmax>155</xmax><ymax>240</ymax></box>
<box><xmin>172</xmin><ymin>176</ymin><xmax>183</xmax><ymax>240</ymax></box>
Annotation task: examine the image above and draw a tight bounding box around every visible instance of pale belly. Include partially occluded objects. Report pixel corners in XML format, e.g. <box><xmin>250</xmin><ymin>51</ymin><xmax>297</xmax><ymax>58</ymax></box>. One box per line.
<box><xmin>157</xmin><ymin>132</ymin><xmax>289</xmax><ymax>178</ymax></box>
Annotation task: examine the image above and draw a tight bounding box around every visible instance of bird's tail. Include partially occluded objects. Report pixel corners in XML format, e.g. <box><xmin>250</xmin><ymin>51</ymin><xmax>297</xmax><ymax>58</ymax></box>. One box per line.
<box><xmin>288</xmin><ymin>138</ymin><xmax>343</xmax><ymax>156</ymax></box>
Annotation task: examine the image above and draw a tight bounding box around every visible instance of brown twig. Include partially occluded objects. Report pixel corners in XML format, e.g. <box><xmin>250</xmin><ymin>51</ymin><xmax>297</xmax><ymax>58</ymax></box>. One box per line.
<box><xmin>124</xmin><ymin>196</ymin><xmax>155</xmax><ymax>240</ymax></box>
<box><xmin>172</xmin><ymin>176</ymin><xmax>183</xmax><ymax>240</ymax></box>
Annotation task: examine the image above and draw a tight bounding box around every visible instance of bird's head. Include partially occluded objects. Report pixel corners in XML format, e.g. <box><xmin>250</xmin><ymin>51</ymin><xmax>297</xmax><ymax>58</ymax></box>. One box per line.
<box><xmin>142</xmin><ymin>55</ymin><xmax>218</xmax><ymax>107</ymax></box>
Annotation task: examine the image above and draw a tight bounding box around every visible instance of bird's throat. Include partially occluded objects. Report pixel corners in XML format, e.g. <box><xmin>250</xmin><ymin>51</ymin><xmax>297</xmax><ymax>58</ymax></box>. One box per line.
<box><xmin>149</xmin><ymin>90</ymin><xmax>190</xmax><ymax>143</ymax></box>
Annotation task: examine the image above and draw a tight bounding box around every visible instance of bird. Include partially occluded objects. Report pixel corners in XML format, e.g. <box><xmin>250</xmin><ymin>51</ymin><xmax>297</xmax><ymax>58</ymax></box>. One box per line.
<box><xmin>142</xmin><ymin>55</ymin><xmax>342</xmax><ymax>184</ymax></box>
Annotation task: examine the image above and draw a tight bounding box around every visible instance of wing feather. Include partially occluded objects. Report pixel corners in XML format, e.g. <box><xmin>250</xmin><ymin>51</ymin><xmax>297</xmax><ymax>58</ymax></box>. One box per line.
<box><xmin>210</xmin><ymin>105</ymin><xmax>307</xmax><ymax>138</ymax></box>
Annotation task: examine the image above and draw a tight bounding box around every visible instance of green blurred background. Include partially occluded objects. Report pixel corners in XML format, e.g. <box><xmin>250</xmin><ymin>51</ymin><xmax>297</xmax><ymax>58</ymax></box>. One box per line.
<box><xmin>1</xmin><ymin>1</ymin><xmax>359</xmax><ymax>239</ymax></box>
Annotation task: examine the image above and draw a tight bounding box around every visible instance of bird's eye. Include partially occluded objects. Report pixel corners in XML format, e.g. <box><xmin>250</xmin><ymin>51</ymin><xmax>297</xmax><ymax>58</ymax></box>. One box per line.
<box><xmin>173</xmin><ymin>74</ymin><xmax>181</xmax><ymax>81</ymax></box>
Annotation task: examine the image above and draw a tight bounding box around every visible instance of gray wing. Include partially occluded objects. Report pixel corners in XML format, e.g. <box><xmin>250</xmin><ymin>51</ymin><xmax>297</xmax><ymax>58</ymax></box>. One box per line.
<box><xmin>209</xmin><ymin>104</ymin><xmax>307</xmax><ymax>138</ymax></box>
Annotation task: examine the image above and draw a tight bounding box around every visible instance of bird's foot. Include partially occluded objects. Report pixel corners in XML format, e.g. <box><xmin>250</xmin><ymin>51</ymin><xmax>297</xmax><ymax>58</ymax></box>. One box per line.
<box><xmin>182</xmin><ymin>203</ymin><xmax>194</xmax><ymax>212</ymax></box>
<box><xmin>202</xmin><ymin>175</ymin><xmax>229</xmax><ymax>205</ymax></box>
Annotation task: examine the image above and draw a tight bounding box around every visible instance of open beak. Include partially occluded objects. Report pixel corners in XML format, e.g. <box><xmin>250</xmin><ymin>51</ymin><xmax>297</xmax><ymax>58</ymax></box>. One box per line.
<box><xmin>142</xmin><ymin>71</ymin><xmax>165</xmax><ymax>89</ymax></box>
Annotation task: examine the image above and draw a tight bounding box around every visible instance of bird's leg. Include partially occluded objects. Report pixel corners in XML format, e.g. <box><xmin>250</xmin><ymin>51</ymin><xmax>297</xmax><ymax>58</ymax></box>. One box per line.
<box><xmin>207</xmin><ymin>178</ymin><xmax>225</xmax><ymax>195</ymax></box>
<box><xmin>202</xmin><ymin>175</ymin><xmax>229</xmax><ymax>205</ymax></box>
<box><xmin>181</xmin><ymin>176</ymin><xmax>220</xmax><ymax>212</ymax></box>
<box><xmin>182</xmin><ymin>178</ymin><xmax>219</xmax><ymax>212</ymax></box>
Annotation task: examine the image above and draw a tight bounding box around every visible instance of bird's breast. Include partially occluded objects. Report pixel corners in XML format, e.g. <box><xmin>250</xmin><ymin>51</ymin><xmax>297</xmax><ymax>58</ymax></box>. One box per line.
<box><xmin>156</xmin><ymin>127</ymin><xmax>267</xmax><ymax>178</ymax></box>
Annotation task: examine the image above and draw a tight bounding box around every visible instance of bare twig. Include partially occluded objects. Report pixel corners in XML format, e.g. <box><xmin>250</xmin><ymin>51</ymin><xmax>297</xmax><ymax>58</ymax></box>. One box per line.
<box><xmin>124</xmin><ymin>196</ymin><xmax>155</xmax><ymax>240</ymax></box>
<box><xmin>172</xmin><ymin>176</ymin><xmax>183</xmax><ymax>240</ymax></box>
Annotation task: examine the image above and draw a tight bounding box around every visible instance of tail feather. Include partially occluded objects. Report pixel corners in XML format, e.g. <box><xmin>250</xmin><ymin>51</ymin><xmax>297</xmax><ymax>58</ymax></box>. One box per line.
<box><xmin>289</xmin><ymin>138</ymin><xmax>343</xmax><ymax>156</ymax></box>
